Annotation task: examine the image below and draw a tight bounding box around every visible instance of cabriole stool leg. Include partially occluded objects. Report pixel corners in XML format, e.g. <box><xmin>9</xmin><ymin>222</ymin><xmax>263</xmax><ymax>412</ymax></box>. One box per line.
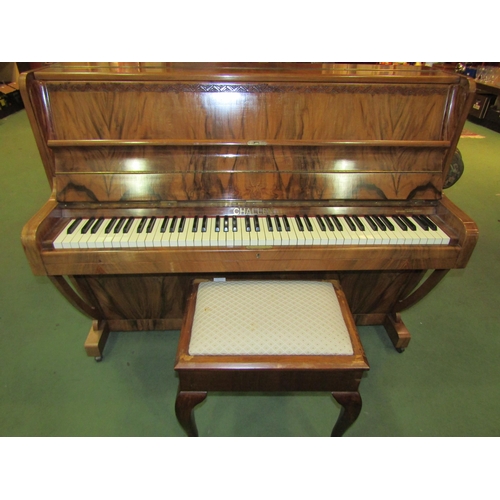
<box><xmin>331</xmin><ymin>391</ymin><xmax>362</xmax><ymax>437</ymax></box>
<box><xmin>175</xmin><ymin>390</ymin><xmax>207</xmax><ymax>437</ymax></box>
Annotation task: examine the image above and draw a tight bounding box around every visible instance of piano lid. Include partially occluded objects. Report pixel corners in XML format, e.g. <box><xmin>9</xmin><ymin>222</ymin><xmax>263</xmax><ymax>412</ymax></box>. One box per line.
<box><xmin>30</xmin><ymin>62</ymin><xmax>464</xmax><ymax>83</ymax></box>
<box><xmin>19</xmin><ymin>63</ymin><xmax>476</xmax><ymax>204</ymax></box>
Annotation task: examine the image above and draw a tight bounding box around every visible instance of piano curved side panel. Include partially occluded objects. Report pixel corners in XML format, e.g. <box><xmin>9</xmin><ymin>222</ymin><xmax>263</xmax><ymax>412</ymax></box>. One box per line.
<box><xmin>21</xmin><ymin>198</ymin><xmax>58</xmax><ymax>275</ymax></box>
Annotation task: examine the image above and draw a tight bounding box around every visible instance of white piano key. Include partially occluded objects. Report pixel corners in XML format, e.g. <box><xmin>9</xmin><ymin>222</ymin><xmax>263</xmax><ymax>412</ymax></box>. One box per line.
<box><xmin>374</xmin><ymin>222</ymin><xmax>391</xmax><ymax>245</ymax></box>
<box><xmin>182</xmin><ymin>217</ymin><xmax>198</xmax><ymax>247</ymax></box>
<box><xmin>233</xmin><ymin>219</ymin><xmax>244</xmax><ymax>247</ymax></box>
<box><xmin>431</xmin><ymin>226</ymin><xmax>450</xmax><ymax>245</ymax></box>
<box><xmin>66</xmin><ymin>219</ymin><xmax>93</xmax><ymax>249</ymax></box>
<box><xmin>86</xmin><ymin>219</ymin><xmax>107</xmax><ymax>249</ymax></box>
<box><xmin>205</xmin><ymin>218</ymin><xmax>219</xmax><ymax>248</ymax></box>
<box><xmin>176</xmin><ymin>217</ymin><xmax>189</xmax><ymax>247</ymax></box>
<box><xmin>111</xmin><ymin>218</ymin><xmax>134</xmax><ymax>248</ymax></box>
<box><xmin>293</xmin><ymin>216</ymin><xmax>312</xmax><ymax>245</ymax></box>
<box><xmin>59</xmin><ymin>219</ymin><xmax>85</xmax><ymax>249</ymax></box>
<box><xmin>193</xmin><ymin>217</ymin><xmax>205</xmax><ymax>247</ymax></box>
<box><xmin>245</xmin><ymin>218</ymin><xmax>258</xmax><ymax>246</ymax></box>
<box><xmin>283</xmin><ymin>217</ymin><xmax>298</xmax><ymax>246</ymax></box>
<box><xmin>338</xmin><ymin>217</ymin><xmax>359</xmax><ymax>245</ymax></box>
<box><xmin>307</xmin><ymin>217</ymin><xmax>326</xmax><ymax>245</ymax></box>
<box><xmin>278</xmin><ymin>217</ymin><xmax>293</xmax><ymax>246</ymax></box>
<box><xmin>121</xmin><ymin>219</ymin><xmax>142</xmax><ymax>248</ymax></box>
<box><xmin>385</xmin><ymin>217</ymin><xmax>408</xmax><ymax>245</ymax></box>
<box><xmin>259</xmin><ymin>216</ymin><xmax>275</xmax><ymax>246</ymax></box>
<box><xmin>144</xmin><ymin>218</ymin><xmax>162</xmax><ymax>247</ymax></box>
<box><xmin>53</xmin><ymin>220</ymin><xmax>77</xmax><ymax>249</ymax></box>
<box><xmin>109</xmin><ymin>218</ymin><xmax>127</xmax><ymax>248</ymax></box>
<box><xmin>324</xmin><ymin>216</ymin><xmax>346</xmax><ymax>245</ymax></box>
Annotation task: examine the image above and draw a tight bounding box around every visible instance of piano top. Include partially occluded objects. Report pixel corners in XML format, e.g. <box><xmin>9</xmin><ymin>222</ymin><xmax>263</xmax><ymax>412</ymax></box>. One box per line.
<box><xmin>29</xmin><ymin>62</ymin><xmax>463</xmax><ymax>83</ymax></box>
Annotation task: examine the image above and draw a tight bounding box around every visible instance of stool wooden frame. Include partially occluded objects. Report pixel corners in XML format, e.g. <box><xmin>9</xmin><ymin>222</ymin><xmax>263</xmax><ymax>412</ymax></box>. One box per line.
<box><xmin>174</xmin><ymin>279</ymin><xmax>369</xmax><ymax>437</ymax></box>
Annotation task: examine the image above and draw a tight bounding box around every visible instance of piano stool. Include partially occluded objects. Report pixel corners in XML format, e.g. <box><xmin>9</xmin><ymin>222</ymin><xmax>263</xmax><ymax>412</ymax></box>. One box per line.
<box><xmin>174</xmin><ymin>279</ymin><xmax>370</xmax><ymax>437</ymax></box>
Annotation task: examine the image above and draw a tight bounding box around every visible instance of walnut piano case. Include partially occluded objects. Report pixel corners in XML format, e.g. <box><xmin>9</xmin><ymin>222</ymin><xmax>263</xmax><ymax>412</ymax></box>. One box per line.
<box><xmin>20</xmin><ymin>63</ymin><xmax>478</xmax><ymax>358</ymax></box>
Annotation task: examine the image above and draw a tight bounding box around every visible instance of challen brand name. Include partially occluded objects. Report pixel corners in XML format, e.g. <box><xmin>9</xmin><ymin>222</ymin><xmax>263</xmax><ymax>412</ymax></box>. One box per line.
<box><xmin>231</xmin><ymin>207</ymin><xmax>277</xmax><ymax>216</ymax></box>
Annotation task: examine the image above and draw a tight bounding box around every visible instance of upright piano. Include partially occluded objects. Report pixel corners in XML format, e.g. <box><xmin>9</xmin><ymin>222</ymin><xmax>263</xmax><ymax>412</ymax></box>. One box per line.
<box><xmin>20</xmin><ymin>62</ymin><xmax>479</xmax><ymax>359</ymax></box>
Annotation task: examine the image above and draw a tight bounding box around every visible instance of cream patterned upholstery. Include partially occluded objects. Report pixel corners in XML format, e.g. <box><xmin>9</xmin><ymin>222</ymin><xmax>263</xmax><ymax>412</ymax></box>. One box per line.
<box><xmin>188</xmin><ymin>281</ymin><xmax>354</xmax><ymax>356</ymax></box>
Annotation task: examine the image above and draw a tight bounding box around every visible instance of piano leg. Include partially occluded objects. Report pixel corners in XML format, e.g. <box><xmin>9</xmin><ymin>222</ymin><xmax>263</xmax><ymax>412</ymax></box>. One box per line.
<box><xmin>384</xmin><ymin>269</ymin><xmax>450</xmax><ymax>352</ymax></box>
<box><xmin>383</xmin><ymin>313</ymin><xmax>411</xmax><ymax>352</ymax></box>
<box><xmin>84</xmin><ymin>320</ymin><xmax>110</xmax><ymax>361</ymax></box>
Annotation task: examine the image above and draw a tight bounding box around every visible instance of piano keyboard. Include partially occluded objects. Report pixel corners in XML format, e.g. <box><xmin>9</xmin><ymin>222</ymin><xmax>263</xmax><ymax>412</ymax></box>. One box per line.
<box><xmin>53</xmin><ymin>214</ymin><xmax>451</xmax><ymax>249</ymax></box>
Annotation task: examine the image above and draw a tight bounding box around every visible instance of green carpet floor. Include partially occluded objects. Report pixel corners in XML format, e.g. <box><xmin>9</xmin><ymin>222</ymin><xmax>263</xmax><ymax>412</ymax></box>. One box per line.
<box><xmin>1</xmin><ymin>110</ymin><xmax>499</xmax><ymax>437</ymax></box>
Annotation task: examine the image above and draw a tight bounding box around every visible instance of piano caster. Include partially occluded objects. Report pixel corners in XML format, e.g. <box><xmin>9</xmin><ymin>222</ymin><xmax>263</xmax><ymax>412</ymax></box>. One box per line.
<box><xmin>383</xmin><ymin>313</ymin><xmax>411</xmax><ymax>353</ymax></box>
<box><xmin>84</xmin><ymin>320</ymin><xmax>110</xmax><ymax>362</ymax></box>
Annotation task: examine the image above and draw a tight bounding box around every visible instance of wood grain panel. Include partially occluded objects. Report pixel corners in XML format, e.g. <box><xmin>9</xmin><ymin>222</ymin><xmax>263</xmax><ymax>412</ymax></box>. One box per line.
<box><xmin>54</xmin><ymin>171</ymin><xmax>442</xmax><ymax>202</ymax></box>
<box><xmin>45</xmin><ymin>82</ymin><xmax>450</xmax><ymax>142</ymax></box>
<box><xmin>65</xmin><ymin>270</ymin><xmax>440</xmax><ymax>330</ymax></box>
<box><xmin>53</xmin><ymin>146</ymin><xmax>446</xmax><ymax>174</ymax></box>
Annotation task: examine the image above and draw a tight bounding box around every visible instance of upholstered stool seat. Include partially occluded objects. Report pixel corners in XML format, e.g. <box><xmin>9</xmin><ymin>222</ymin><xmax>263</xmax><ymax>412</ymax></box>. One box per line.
<box><xmin>174</xmin><ymin>280</ymin><xmax>369</xmax><ymax>437</ymax></box>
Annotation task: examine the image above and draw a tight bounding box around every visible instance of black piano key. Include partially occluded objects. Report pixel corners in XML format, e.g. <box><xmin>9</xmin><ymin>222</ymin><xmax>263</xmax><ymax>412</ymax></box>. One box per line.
<box><xmin>178</xmin><ymin>216</ymin><xmax>186</xmax><ymax>233</ymax></box>
<box><xmin>146</xmin><ymin>217</ymin><xmax>156</xmax><ymax>233</ymax></box>
<box><xmin>331</xmin><ymin>215</ymin><xmax>343</xmax><ymax>231</ymax></box>
<box><xmin>105</xmin><ymin>217</ymin><xmax>118</xmax><ymax>234</ymax></box>
<box><xmin>352</xmin><ymin>216</ymin><xmax>365</xmax><ymax>231</ymax></box>
<box><xmin>245</xmin><ymin>216</ymin><xmax>251</xmax><ymax>232</ymax></box>
<box><xmin>201</xmin><ymin>216</ymin><xmax>208</xmax><ymax>232</ymax></box>
<box><xmin>324</xmin><ymin>215</ymin><xmax>334</xmax><ymax>231</ymax></box>
<box><xmin>232</xmin><ymin>216</ymin><xmax>238</xmax><ymax>232</ymax></box>
<box><xmin>123</xmin><ymin>217</ymin><xmax>134</xmax><ymax>234</ymax></box>
<box><xmin>392</xmin><ymin>216</ymin><xmax>408</xmax><ymax>231</ymax></box>
<box><xmin>412</xmin><ymin>216</ymin><xmax>429</xmax><ymax>231</ymax></box>
<box><xmin>419</xmin><ymin>215</ymin><xmax>438</xmax><ymax>231</ymax></box>
<box><xmin>214</xmin><ymin>216</ymin><xmax>220</xmax><ymax>233</ymax></box>
<box><xmin>169</xmin><ymin>216</ymin><xmax>178</xmax><ymax>233</ymax></box>
<box><xmin>253</xmin><ymin>216</ymin><xmax>260</xmax><ymax>232</ymax></box>
<box><xmin>316</xmin><ymin>215</ymin><xmax>326</xmax><ymax>231</ymax></box>
<box><xmin>160</xmin><ymin>216</ymin><xmax>170</xmax><ymax>233</ymax></box>
<box><xmin>372</xmin><ymin>215</ymin><xmax>387</xmax><ymax>231</ymax></box>
<box><xmin>380</xmin><ymin>216</ymin><xmax>394</xmax><ymax>231</ymax></box>
<box><xmin>192</xmin><ymin>216</ymin><xmax>199</xmax><ymax>233</ymax></box>
<box><xmin>223</xmin><ymin>216</ymin><xmax>229</xmax><ymax>232</ymax></box>
<box><xmin>295</xmin><ymin>215</ymin><xmax>304</xmax><ymax>232</ymax></box>
<box><xmin>81</xmin><ymin>217</ymin><xmax>96</xmax><ymax>234</ymax></box>
<box><xmin>266</xmin><ymin>215</ymin><xmax>273</xmax><ymax>232</ymax></box>
<box><xmin>274</xmin><ymin>215</ymin><xmax>282</xmax><ymax>232</ymax></box>
<box><xmin>91</xmin><ymin>217</ymin><xmax>104</xmax><ymax>234</ymax></box>
<box><xmin>364</xmin><ymin>216</ymin><xmax>378</xmax><ymax>231</ymax></box>
<box><xmin>67</xmin><ymin>218</ymin><xmax>82</xmax><ymax>234</ymax></box>
<box><xmin>344</xmin><ymin>215</ymin><xmax>356</xmax><ymax>231</ymax></box>
<box><xmin>282</xmin><ymin>215</ymin><xmax>291</xmax><ymax>232</ymax></box>
<box><xmin>137</xmin><ymin>217</ymin><xmax>148</xmax><ymax>233</ymax></box>
<box><xmin>303</xmin><ymin>215</ymin><xmax>313</xmax><ymax>231</ymax></box>
<box><xmin>114</xmin><ymin>217</ymin><xmax>126</xmax><ymax>234</ymax></box>
<box><xmin>401</xmin><ymin>215</ymin><xmax>417</xmax><ymax>231</ymax></box>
